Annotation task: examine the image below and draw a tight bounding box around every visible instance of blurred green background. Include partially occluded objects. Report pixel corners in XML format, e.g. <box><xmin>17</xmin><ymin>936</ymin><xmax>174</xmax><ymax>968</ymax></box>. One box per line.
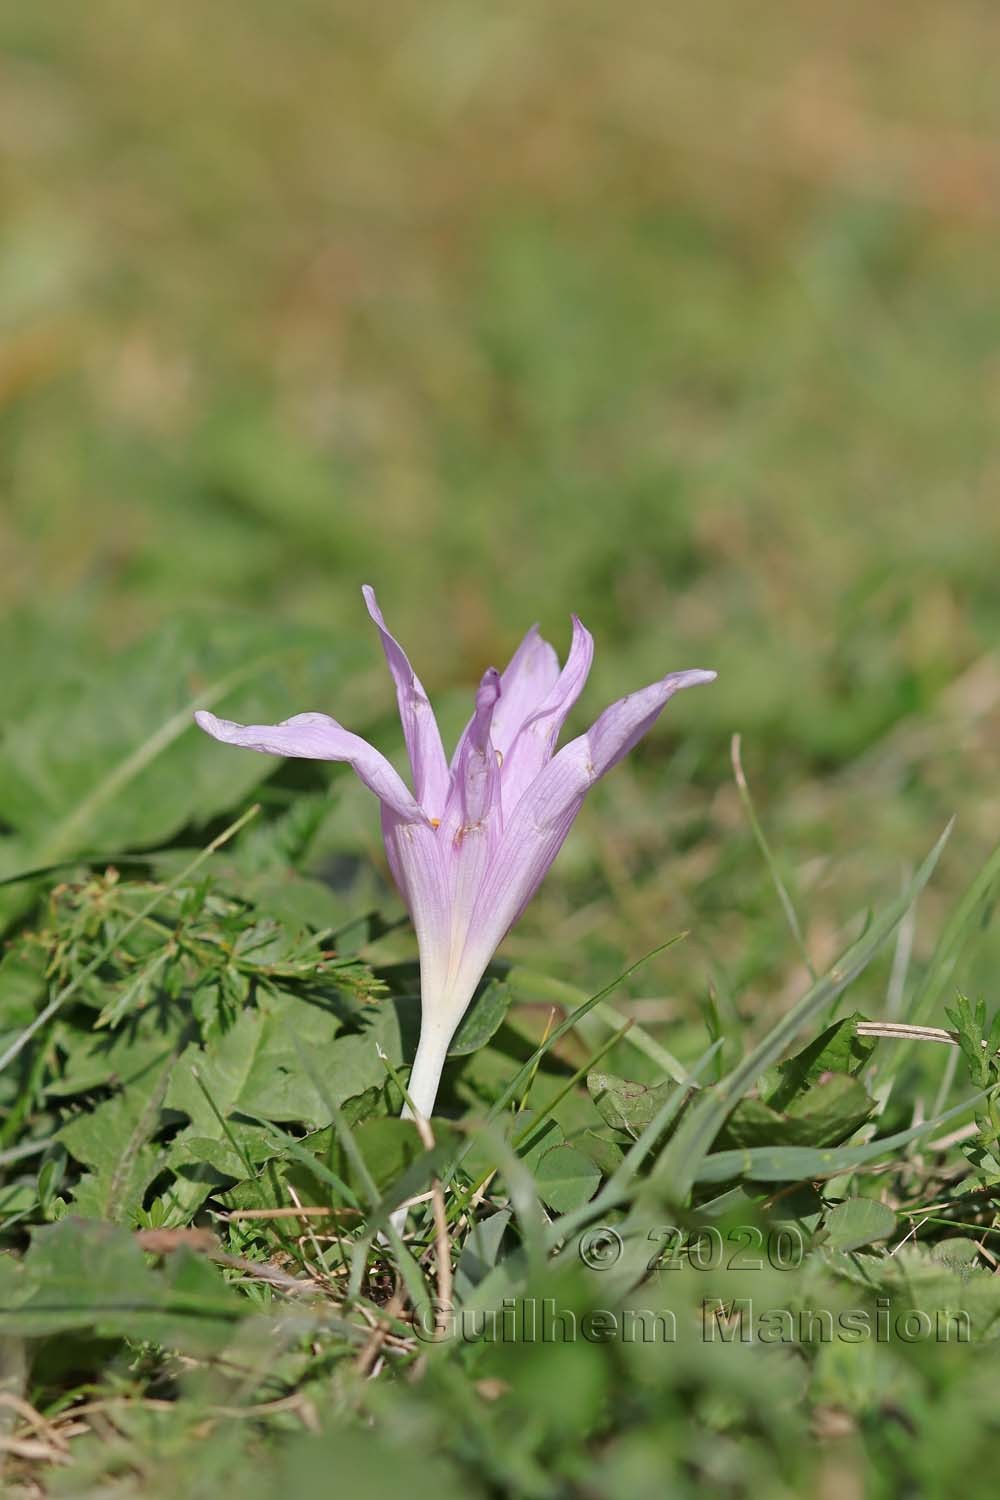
<box><xmin>1</xmin><ymin>0</ymin><xmax>998</xmax><ymax>1010</ymax></box>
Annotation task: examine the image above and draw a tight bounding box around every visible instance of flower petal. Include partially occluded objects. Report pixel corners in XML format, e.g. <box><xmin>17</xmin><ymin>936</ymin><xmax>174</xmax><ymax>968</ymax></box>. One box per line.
<box><xmin>490</xmin><ymin>625</ymin><xmax>560</xmax><ymax>758</ymax></box>
<box><xmin>194</xmin><ymin>709</ymin><xmax>425</xmax><ymax>822</ymax></box>
<box><xmin>437</xmin><ymin>668</ymin><xmax>504</xmax><ymax>975</ymax></box>
<box><xmin>498</xmin><ymin>614</ymin><xmax>594</xmax><ymax>818</ymax></box>
<box><xmin>381</xmin><ymin>806</ymin><xmax>453</xmax><ymax>1000</ymax></box>
<box><xmin>362</xmin><ymin>584</ymin><xmax>450</xmax><ymax>818</ymax></box>
<box><xmin>449</xmin><ymin>665</ymin><xmax>716</xmax><ymax>998</ymax></box>
<box><xmin>441</xmin><ymin>667</ymin><xmax>502</xmax><ymax>831</ymax></box>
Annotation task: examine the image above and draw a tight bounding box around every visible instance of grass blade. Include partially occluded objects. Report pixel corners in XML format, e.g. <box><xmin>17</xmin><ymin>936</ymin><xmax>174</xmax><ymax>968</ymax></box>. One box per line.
<box><xmin>649</xmin><ymin>820</ymin><xmax>953</xmax><ymax>1206</ymax></box>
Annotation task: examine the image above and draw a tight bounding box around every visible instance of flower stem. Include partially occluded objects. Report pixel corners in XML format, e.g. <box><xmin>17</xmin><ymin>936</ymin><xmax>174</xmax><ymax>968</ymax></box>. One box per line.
<box><xmin>402</xmin><ymin>1019</ymin><xmax>455</xmax><ymax>1121</ymax></box>
<box><xmin>388</xmin><ymin>1015</ymin><xmax>457</xmax><ymax>1235</ymax></box>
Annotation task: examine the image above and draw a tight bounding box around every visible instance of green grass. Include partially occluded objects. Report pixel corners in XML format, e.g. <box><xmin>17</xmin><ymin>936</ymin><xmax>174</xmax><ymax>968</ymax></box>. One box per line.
<box><xmin>2</xmin><ymin>1</ymin><xmax>1000</xmax><ymax>1493</ymax></box>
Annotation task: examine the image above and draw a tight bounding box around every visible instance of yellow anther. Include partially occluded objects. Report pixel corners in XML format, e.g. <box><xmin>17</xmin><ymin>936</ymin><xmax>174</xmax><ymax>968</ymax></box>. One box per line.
<box><xmin>429</xmin><ymin>817</ymin><xmax>441</xmax><ymax>828</ymax></box>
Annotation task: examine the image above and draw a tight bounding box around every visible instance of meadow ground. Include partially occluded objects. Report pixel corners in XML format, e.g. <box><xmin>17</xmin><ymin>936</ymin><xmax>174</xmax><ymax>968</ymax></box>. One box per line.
<box><xmin>1</xmin><ymin>3</ymin><xmax>999</xmax><ymax>1495</ymax></box>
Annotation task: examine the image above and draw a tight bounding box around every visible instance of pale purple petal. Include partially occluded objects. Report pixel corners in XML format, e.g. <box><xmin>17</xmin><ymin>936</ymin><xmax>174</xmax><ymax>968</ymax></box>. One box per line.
<box><xmin>362</xmin><ymin>584</ymin><xmax>449</xmax><ymax>819</ymax></box>
<box><xmin>194</xmin><ymin>709</ymin><xmax>425</xmax><ymax>823</ymax></box>
<box><xmin>380</xmin><ymin>807</ymin><xmax>453</xmax><ymax>1000</ymax></box>
<box><xmin>441</xmin><ymin>667</ymin><xmax>502</xmax><ymax>833</ymax></box>
<box><xmin>439</xmin><ymin>669</ymin><xmax>504</xmax><ymax>970</ymax></box>
<box><xmin>383</xmin><ymin>671</ymin><xmax>502</xmax><ymax>1049</ymax></box>
<box><xmin>448</xmin><ymin>666</ymin><xmax>716</xmax><ymax>999</ymax></box>
<box><xmin>498</xmin><ymin>614</ymin><xmax>595</xmax><ymax>818</ymax></box>
<box><xmin>490</xmin><ymin>625</ymin><xmax>560</xmax><ymax>758</ymax></box>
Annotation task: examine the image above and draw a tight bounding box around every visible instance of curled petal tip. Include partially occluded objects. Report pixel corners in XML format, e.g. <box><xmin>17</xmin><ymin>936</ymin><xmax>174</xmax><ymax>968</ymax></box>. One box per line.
<box><xmin>475</xmin><ymin>666</ymin><xmax>502</xmax><ymax>710</ymax></box>
<box><xmin>660</xmin><ymin>668</ymin><xmax>717</xmax><ymax>694</ymax></box>
<box><xmin>194</xmin><ymin>709</ymin><xmax>220</xmax><ymax>735</ymax></box>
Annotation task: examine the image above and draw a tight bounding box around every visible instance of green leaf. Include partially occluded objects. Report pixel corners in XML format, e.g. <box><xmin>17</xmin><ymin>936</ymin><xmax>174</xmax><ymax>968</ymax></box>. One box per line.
<box><xmin>448</xmin><ymin>977</ymin><xmax>512</xmax><ymax>1056</ymax></box>
<box><xmin>718</xmin><ymin>1073</ymin><xmax>874</xmax><ymax>1151</ymax></box>
<box><xmin>587</xmin><ymin>1071</ymin><xmax>674</xmax><ymax>1133</ymax></box>
<box><xmin>0</xmin><ymin>1182</ymin><xmax>39</xmax><ymax>1222</ymax></box>
<box><xmin>823</xmin><ymin>1196</ymin><xmax>897</xmax><ymax>1251</ymax></box>
<box><xmin>464</xmin><ymin>1109</ymin><xmax>564</xmax><ymax>1182</ymax></box>
<box><xmin>534</xmin><ymin>1143</ymin><xmax>602</xmax><ymax>1212</ymax></box>
<box><xmin>693</xmin><ymin>1086</ymin><xmax>992</xmax><ymax>1183</ymax></box>
<box><xmin>0</xmin><ymin>1217</ymin><xmax>242</xmax><ymax>1350</ymax></box>
<box><xmin>0</xmin><ymin>943</ymin><xmax>46</xmax><ymax>1033</ymax></box>
<box><xmin>766</xmin><ymin>1011</ymin><xmax>876</xmax><ymax>1110</ymax></box>
<box><xmin>650</xmin><ymin>824</ymin><xmax>952</xmax><ymax>1205</ymax></box>
<box><xmin>576</xmin><ymin>1129</ymin><xmax>627</xmax><ymax>1176</ymax></box>
<box><xmin>0</xmin><ymin>616</ymin><xmax>358</xmax><ymax>861</ymax></box>
<box><xmin>165</xmin><ymin>992</ymin><xmax>402</xmax><ymax>1135</ymax></box>
<box><xmin>60</xmin><ymin>1051</ymin><xmax>177</xmax><ymax>1223</ymax></box>
<box><xmin>454</xmin><ymin>1208</ymin><xmax>513</xmax><ymax>1297</ymax></box>
<box><xmin>332</xmin><ymin>1117</ymin><xmax>453</xmax><ymax>1195</ymax></box>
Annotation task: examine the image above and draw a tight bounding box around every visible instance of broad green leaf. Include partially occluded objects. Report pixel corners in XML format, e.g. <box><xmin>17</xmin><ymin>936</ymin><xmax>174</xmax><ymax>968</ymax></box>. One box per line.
<box><xmin>0</xmin><ymin>1217</ymin><xmax>242</xmax><ymax>1351</ymax></box>
<box><xmin>693</xmin><ymin>1086</ymin><xmax>991</xmax><ymax>1184</ymax></box>
<box><xmin>766</xmin><ymin>1011</ymin><xmax>876</xmax><ymax>1110</ymax></box>
<box><xmin>0</xmin><ymin>1182</ymin><xmax>38</xmax><ymax>1222</ymax></box>
<box><xmin>60</xmin><ymin>1050</ymin><xmax>178</xmax><ymax>1223</ymax></box>
<box><xmin>717</xmin><ymin>1072</ymin><xmax>874</xmax><ymax>1151</ymax></box>
<box><xmin>0</xmin><ymin>616</ymin><xmax>359</xmax><ymax>861</ymax></box>
<box><xmin>464</xmin><ymin>1109</ymin><xmax>564</xmax><ymax>1181</ymax></box>
<box><xmin>534</xmin><ymin>1143</ymin><xmax>602</xmax><ymax>1212</ymax></box>
<box><xmin>448</xmin><ymin>977</ymin><xmax>512</xmax><ymax>1056</ymax></box>
<box><xmin>454</xmin><ymin>1208</ymin><xmax>513</xmax><ymax>1297</ymax></box>
<box><xmin>587</xmin><ymin>1071</ymin><xmax>674</xmax><ymax>1133</ymax></box>
<box><xmin>823</xmin><ymin>1196</ymin><xmax>897</xmax><ymax>1251</ymax></box>
<box><xmin>576</xmin><ymin>1129</ymin><xmax>627</xmax><ymax>1176</ymax></box>
<box><xmin>0</xmin><ymin>943</ymin><xmax>46</xmax><ymax>1032</ymax></box>
<box><xmin>328</xmin><ymin>1116</ymin><xmax>458</xmax><ymax>1196</ymax></box>
<box><xmin>47</xmin><ymin>1012</ymin><xmax>182</xmax><ymax>1100</ymax></box>
<box><xmin>165</xmin><ymin>992</ymin><xmax>401</xmax><ymax>1135</ymax></box>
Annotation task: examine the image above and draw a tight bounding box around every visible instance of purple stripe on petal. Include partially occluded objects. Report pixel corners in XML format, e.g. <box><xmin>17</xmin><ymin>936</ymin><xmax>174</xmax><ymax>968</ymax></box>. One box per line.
<box><xmin>194</xmin><ymin>709</ymin><xmax>425</xmax><ymax>823</ymax></box>
<box><xmin>362</xmin><ymin>584</ymin><xmax>450</xmax><ymax>819</ymax></box>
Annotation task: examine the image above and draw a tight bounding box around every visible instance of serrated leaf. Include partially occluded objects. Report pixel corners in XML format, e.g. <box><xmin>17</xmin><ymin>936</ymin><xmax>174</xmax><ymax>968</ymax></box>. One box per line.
<box><xmin>60</xmin><ymin>1051</ymin><xmax>177</xmax><ymax>1223</ymax></box>
<box><xmin>165</xmin><ymin>992</ymin><xmax>401</xmax><ymax>1137</ymax></box>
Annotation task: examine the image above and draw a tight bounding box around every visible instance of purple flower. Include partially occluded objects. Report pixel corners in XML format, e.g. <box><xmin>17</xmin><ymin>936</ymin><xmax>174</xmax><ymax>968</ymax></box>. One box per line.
<box><xmin>195</xmin><ymin>587</ymin><xmax>715</xmax><ymax>1122</ymax></box>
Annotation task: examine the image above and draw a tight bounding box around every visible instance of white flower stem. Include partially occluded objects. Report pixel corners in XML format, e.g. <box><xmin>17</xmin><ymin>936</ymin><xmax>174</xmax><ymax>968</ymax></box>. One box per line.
<box><xmin>401</xmin><ymin>1017</ymin><xmax>456</xmax><ymax>1122</ymax></box>
<box><xmin>389</xmin><ymin>1007</ymin><xmax>461</xmax><ymax>1234</ymax></box>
